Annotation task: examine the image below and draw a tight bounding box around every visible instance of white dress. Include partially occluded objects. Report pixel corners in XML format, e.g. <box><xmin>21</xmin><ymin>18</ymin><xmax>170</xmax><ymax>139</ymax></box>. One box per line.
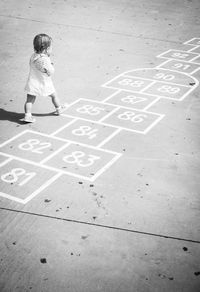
<box><xmin>25</xmin><ymin>53</ymin><xmax>55</xmax><ymax>96</ymax></box>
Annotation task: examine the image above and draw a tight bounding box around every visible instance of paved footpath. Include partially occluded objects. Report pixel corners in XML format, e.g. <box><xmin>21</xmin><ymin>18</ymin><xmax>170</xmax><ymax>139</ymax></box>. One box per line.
<box><xmin>0</xmin><ymin>1</ymin><xmax>200</xmax><ymax>291</ymax></box>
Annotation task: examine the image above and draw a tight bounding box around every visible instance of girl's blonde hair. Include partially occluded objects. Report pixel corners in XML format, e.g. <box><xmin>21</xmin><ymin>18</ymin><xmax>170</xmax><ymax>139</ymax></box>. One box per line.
<box><xmin>33</xmin><ymin>34</ymin><xmax>52</xmax><ymax>54</ymax></box>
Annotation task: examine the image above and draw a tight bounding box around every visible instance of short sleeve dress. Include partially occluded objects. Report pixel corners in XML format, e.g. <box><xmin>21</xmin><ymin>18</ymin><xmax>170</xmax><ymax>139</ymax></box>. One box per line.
<box><xmin>25</xmin><ymin>53</ymin><xmax>55</xmax><ymax>96</ymax></box>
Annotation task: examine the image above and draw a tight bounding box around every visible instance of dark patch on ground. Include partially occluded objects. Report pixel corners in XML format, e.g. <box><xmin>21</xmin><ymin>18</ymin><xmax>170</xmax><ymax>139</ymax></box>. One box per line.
<box><xmin>40</xmin><ymin>258</ymin><xmax>47</xmax><ymax>264</ymax></box>
<box><xmin>44</xmin><ymin>199</ymin><xmax>51</xmax><ymax>203</ymax></box>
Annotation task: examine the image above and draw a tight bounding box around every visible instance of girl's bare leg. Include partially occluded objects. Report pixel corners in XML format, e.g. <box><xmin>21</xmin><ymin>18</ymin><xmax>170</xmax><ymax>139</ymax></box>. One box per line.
<box><xmin>24</xmin><ymin>94</ymin><xmax>36</xmax><ymax>114</ymax></box>
<box><xmin>49</xmin><ymin>92</ymin><xmax>61</xmax><ymax>109</ymax></box>
<box><xmin>20</xmin><ymin>94</ymin><xmax>36</xmax><ymax>123</ymax></box>
<box><xmin>49</xmin><ymin>92</ymin><xmax>67</xmax><ymax>115</ymax></box>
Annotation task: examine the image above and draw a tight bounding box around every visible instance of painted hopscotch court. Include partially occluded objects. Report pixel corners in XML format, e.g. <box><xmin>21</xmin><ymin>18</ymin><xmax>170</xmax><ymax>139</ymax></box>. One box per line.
<box><xmin>0</xmin><ymin>37</ymin><xmax>200</xmax><ymax>205</ymax></box>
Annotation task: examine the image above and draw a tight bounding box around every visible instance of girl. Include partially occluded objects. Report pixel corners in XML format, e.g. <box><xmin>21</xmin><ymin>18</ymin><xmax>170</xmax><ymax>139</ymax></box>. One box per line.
<box><xmin>21</xmin><ymin>33</ymin><xmax>65</xmax><ymax>123</ymax></box>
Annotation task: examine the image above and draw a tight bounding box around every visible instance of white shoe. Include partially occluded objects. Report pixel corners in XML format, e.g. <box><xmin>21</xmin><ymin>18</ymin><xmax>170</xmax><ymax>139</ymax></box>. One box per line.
<box><xmin>55</xmin><ymin>104</ymin><xmax>68</xmax><ymax>115</ymax></box>
<box><xmin>20</xmin><ymin>116</ymin><xmax>36</xmax><ymax>123</ymax></box>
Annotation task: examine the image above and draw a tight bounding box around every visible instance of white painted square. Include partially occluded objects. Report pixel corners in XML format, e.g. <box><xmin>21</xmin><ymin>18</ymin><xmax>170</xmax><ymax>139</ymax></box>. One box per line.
<box><xmin>158</xmin><ymin>59</ymin><xmax>200</xmax><ymax>74</ymax></box>
<box><xmin>102</xmin><ymin>107</ymin><xmax>164</xmax><ymax>134</ymax></box>
<box><xmin>0</xmin><ymin>158</ymin><xmax>60</xmax><ymax>204</ymax></box>
<box><xmin>44</xmin><ymin>143</ymin><xmax>121</xmax><ymax>181</ymax></box>
<box><xmin>62</xmin><ymin>98</ymin><xmax>117</xmax><ymax>122</ymax></box>
<box><xmin>53</xmin><ymin>119</ymin><xmax>118</xmax><ymax>147</ymax></box>
<box><xmin>143</xmin><ymin>81</ymin><xmax>191</xmax><ymax>100</ymax></box>
<box><xmin>103</xmin><ymin>75</ymin><xmax>154</xmax><ymax>93</ymax></box>
<box><xmin>0</xmin><ymin>130</ymin><xmax>68</xmax><ymax>163</ymax></box>
<box><xmin>157</xmin><ymin>50</ymin><xmax>199</xmax><ymax>62</ymax></box>
<box><xmin>104</xmin><ymin>91</ymin><xmax>160</xmax><ymax>110</ymax></box>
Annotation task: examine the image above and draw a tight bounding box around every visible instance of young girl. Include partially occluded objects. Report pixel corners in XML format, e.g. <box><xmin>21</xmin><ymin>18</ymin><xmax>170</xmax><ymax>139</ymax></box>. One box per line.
<box><xmin>21</xmin><ymin>33</ymin><xmax>65</xmax><ymax>123</ymax></box>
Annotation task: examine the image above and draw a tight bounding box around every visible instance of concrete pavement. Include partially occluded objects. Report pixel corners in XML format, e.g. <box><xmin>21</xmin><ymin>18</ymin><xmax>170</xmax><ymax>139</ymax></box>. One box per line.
<box><xmin>0</xmin><ymin>1</ymin><xmax>200</xmax><ymax>291</ymax></box>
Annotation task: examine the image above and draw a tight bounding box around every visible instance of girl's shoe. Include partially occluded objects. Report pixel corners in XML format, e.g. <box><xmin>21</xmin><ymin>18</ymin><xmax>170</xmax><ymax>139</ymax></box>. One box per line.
<box><xmin>20</xmin><ymin>115</ymin><xmax>36</xmax><ymax>123</ymax></box>
<box><xmin>55</xmin><ymin>104</ymin><xmax>68</xmax><ymax>115</ymax></box>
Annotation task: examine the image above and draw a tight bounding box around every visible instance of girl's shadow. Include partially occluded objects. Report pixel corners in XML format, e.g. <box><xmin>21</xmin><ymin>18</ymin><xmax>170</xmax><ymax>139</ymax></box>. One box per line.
<box><xmin>0</xmin><ymin>108</ymin><xmax>55</xmax><ymax>124</ymax></box>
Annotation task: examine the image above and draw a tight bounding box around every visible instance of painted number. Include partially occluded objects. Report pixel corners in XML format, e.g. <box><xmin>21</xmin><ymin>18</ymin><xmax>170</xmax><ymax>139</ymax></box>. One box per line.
<box><xmin>118</xmin><ymin>79</ymin><xmax>144</xmax><ymax>87</ymax></box>
<box><xmin>172</xmin><ymin>52</ymin><xmax>189</xmax><ymax>59</ymax></box>
<box><xmin>121</xmin><ymin>96</ymin><xmax>146</xmax><ymax>104</ymax></box>
<box><xmin>154</xmin><ymin>73</ymin><xmax>175</xmax><ymax>81</ymax></box>
<box><xmin>18</xmin><ymin>139</ymin><xmax>51</xmax><ymax>154</ymax></box>
<box><xmin>76</xmin><ymin>105</ymin><xmax>104</xmax><ymax>115</ymax></box>
<box><xmin>157</xmin><ymin>85</ymin><xmax>180</xmax><ymax>94</ymax></box>
<box><xmin>172</xmin><ymin>63</ymin><xmax>191</xmax><ymax>70</ymax></box>
<box><xmin>72</xmin><ymin>126</ymin><xmax>98</xmax><ymax>139</ymax></box>
<box><xmin>1</xmin><ymin>168</ymin><xmax>36</xmax><ymax>186</ymax></box>
<box><xmin>118</xmin><ymin>111</ymin><xmax>147</xmax><ymax>123</ymax></box>
<box><xmin>63</xmin><ymin>151</ymin><xmax>100</xmax><ymax>167</ymax></box>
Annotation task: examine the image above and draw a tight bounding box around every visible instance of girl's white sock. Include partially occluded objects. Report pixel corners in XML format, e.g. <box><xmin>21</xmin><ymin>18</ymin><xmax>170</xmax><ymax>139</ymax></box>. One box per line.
<box><xmin>25</xmin><ymin>113</ymin><xmax>32</xmax><ymax>117</ymax></box>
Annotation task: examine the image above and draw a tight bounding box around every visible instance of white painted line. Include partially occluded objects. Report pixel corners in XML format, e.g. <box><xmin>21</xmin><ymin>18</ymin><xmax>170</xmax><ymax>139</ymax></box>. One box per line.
<box><xmin>149</xmin><ymin>80</ymin><xmax>189</xmax><ymax>88</ymax></box>
<box><xmin>124</xmin><ymin>74</ymin><xmax>158</xmax><ymax>82</ymax></box>
<box><xmin>158</xmin><ymin>58</ymin><xmax>200</xmax><ymax>66</ymax></box>
<box><xmin>0</xmin><ymin>156</ymin><xmax>12</xmax><ymax>167</ymax></box>
<box><xmin>183</xmin><ymin>38</ymin><xmax>196</xmax><ymax>45</ymax></box>
<box><xmin>143</xmin><ymin>97</ymin><xmax>161</xmax><ymax>111</ymax></box>
<box><xmin>23</xmin><ymin>172</ymin><xmax>62</xmax><ymax>204</ymax></box>
<box><xmin>56</xmin><ymin>170</ymin><xmax>94</xmax><ymax>182</ymax></box>
<box><xmin>0</xmin><ymin>192</ymin><xmax>25</xmax><ymax>204</ymax></box>
<box><xmin>0</xmin><ymin>129</ymin><xmax>70</xmax><ymax>144</ymax></box>
<box><xmin>102</xmin><ymin>89</ymin><xmax>122</xmax><ymax>102</ymax></box>
<box><xmin>156</xmin><ymin>49</ymin><xmax>172</xmax><ymax>58</ymax></box>
<box><xmin>189</xmin><ymin>55</ymin><xmax>200</xmax><ymax>62</ymax></box>
<box><xmin>50</xmin><ymin>118</ymin><xmax>78</xmax><ymax>136</ymax></box>
<box><xmin>39</xmin><ymin>143</ymin><xmax>71</xmax><ymax>164</ymax></box>
<box><xmin>103</xmin><ymin>99</ymin><xmax>162</xmax><ymax>114</ymax></box>
<box><xmin>91</xmin><ymin>153</ymin><xmax>122</xmax><ymax>182</ymax></box>
<box><xmin>62</xmin><ymin>113</ymin><xmax>101</xmax><ymax>122</ymax></box>
<box><xmin>98</xmin><ymin>106</ymin><xmax>120</xmax><ymax>122</ymax></box>
<box><xmin>97</xmin><ymin>128</ymin><xmax>122</xmax><ymax>148</ymax></box>
<box><xmin>178</xmin><ymin>82</ymin><xmax>199</xmax><ymax>101</ymax></box>
<box><xmin>102</xmin><ymin>74</ymin><xmax>123</xmax><ymax>88</ymax></box>
<box><xmin>183</xmin><ymin>38</ymin><xmax>200</xmax><ymax>45</ymax></box>
<box><xmin>190</xmin><ymin>67</ymin><xmax>200</xmax><ymax>75</ymax></box>
<box><xmin>155</xmin><ymin>59</ymin><xmax>171</xmax><ymax>68</ymax></box>
<box><xmin>0</xmin><ymin>130</ymin><xmax>29</xmax><ymax>147</ymax></box>
<box><xmin>66</xmin><ymin>98</ymin><xmax>83</xmax><ymax>107</ymax></box>
<box><xmin>76</xmin><ymin>97</ymin><xmax>116</xmax><ymax>105</ymax></box>
<box><xmin>140</xmin><ymin>80</ymin><xmax>157</xmax><ymax>93</ymax></box>
<box><xmin>143</xmin><ymin>114</ymin><xmax>165</xmax><ymax>134</ymax></box>
<box><xmin>186</xmin><ymin>46</ymin><xmax>200</xmax><ymax>52</ymax></box>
